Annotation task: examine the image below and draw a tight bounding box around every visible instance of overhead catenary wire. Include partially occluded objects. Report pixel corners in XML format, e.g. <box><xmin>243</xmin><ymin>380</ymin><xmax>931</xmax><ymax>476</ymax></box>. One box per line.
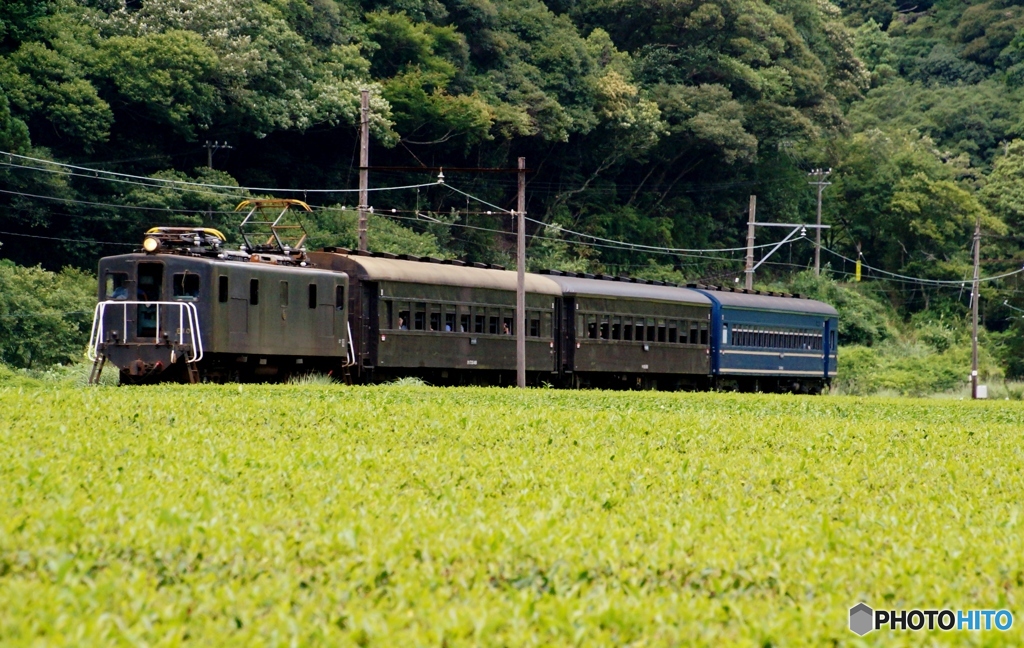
<box><xmin>822</xmin><ymin>247</ymin><xmax>1024</xmax><ymax>286</ymax></box>
<box><xmin>6</xmin><ymin>163</ymin><xmax>1024</xmax><ymax>289</ymax></box>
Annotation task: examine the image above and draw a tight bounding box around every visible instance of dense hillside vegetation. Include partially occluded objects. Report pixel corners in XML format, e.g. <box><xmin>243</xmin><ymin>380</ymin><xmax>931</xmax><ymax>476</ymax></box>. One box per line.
<box><xmin>2</xmin><ymin>0</ymin><xmax>1024</xmax><ymax>380</ymax></box>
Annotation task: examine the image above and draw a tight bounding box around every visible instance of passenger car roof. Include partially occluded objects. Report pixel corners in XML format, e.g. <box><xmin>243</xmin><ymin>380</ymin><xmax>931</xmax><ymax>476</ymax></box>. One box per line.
<box><xmin>696</xmin><ymin>289</ymin><xmax>839</xmax><ymax>316</ymax></box>
<box><xmin>309</xmin><ymin>252</ymin><xmax>562</xmax><ymax>295</ymax></box>
<box><xmin>544</xmin><ymin>275</ymin><xmax>710</xmax><ymax>305</ymax></box>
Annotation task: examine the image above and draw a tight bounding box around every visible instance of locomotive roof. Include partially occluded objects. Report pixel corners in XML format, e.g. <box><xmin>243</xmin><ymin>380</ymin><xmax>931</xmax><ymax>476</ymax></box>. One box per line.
<box><xmin>310</xmin><ymin>252</ymin><xmax>563</xmax><ymax>295</ymax></box>
<box><xmin>696</xmin><ymin>289</ymin><xmax>839</xmax><ymax>316</ymax></box>
<box><xmin>544</xmin><ymin>275</ymin><xmax>711</xmax><ymax>305</ymax></box>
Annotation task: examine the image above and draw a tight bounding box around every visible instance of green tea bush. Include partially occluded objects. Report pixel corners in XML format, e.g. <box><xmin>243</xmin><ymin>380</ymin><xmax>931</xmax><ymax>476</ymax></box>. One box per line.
<box><xmin>2</xmin><ymin>385</ymin><xmax>1023</xmax><ymax>645</ymax></box>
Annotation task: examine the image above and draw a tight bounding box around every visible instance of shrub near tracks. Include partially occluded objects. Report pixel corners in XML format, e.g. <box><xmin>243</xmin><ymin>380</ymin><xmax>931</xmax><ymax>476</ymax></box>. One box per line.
<box><xmin>1</xmin><ymin>386</ymin><xmax>1023</xmax><ymax>646</ymax></box>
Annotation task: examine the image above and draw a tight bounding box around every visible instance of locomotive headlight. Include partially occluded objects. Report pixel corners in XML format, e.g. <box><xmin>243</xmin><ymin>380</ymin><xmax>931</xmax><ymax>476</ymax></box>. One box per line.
<box><xmin>142</xmin><ymin>237</ymin><xmax>160</xmax><ymax>253</ymax></box>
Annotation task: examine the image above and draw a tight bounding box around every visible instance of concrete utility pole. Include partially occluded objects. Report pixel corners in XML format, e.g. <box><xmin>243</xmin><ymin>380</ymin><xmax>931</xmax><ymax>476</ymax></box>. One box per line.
<box><xmin>744</xmin><ymin>195</ymin><xmax>756</xmax><ymax>290</ymax></box>
<box><xmin>204</xmin><ymin>141</ymin><xmax>233</xmax><ymax>169</ymax></box>
<box><xmin>808</xmin><ymin>168</ymin><xmax>832</xmax><ymax>275</ymax></box>
<box><xmin>516</xmin><ymin>157</ymin><xmax>526</xmax><ymax>388</ymax></box>
<box><xmin>358</xmin><ymin>89</ymin><xmax>370</xmax><ymax>252</ymax></box>
<box><xmin>971</xmin><ymin>216</ymin><xmax>981</xmax><ymax>399</ymax></box>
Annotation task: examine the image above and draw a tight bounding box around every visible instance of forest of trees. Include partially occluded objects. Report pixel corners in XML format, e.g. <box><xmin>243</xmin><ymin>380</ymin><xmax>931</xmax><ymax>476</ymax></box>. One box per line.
<box><xmin>3</xmin><ymin>0</ymin><xmax>1024</xmax><ymax>382</ymax></box>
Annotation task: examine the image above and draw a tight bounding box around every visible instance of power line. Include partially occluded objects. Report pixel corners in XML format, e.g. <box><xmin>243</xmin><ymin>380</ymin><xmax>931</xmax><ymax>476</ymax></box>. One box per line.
<box><xmin>1</xmin><ymin>150</ymin><xmax>441</xmax><ymax>194</ymax></box>
<box><xmin>0</xmin><ymin>230</ymin><xmax>136</xmax><ymax>247</ymax></box>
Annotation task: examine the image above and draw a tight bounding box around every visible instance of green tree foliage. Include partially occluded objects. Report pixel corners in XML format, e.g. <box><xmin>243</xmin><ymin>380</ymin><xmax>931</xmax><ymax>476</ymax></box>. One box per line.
<box><xmin>1</xmin><ymin>0</ymin><xmax>1024</xmax><ymax>375</ymax></box>
<box><xmin>0</xmin><ymin>260</ymin><xmax>96</xmax><ymax>368</ymax></box>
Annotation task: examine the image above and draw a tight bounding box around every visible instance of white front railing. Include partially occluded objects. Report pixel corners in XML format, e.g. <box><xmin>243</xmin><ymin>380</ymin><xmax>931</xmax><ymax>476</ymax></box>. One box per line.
<box><xmin>87</xmin><ymin>300</ymin><xmax>204</xmax><ymax>363</ymax></box>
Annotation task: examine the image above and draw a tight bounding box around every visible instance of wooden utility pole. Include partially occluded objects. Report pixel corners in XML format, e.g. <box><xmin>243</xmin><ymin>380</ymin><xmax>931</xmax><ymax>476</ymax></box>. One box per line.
<box><xmin>809</xmin><ymin>168</ymin><xmax>832</xmax><ymax>275</ymax></box>
<box><xmin>204</xmin><ymin>141</ymin><xmax>232</xmax><ymax>169</ymax></box>
<box><xmin>744</xmin><ymin>195</ymin><xmax>756</xmax><ymax>290</ymax></box>
<box><xmin>358</xmin><ymin>89</ymin><xmax>370</xmax><ymax>252</ymax></box>
<box><xmin>516</xmin><ymin>157</ymin><xmax>526</xmax><ymax>388</ymax></box>
<box><xmin>971</xmin><ymin>216</ymin><xmax>981</xmax><ymax>399</ymax></box>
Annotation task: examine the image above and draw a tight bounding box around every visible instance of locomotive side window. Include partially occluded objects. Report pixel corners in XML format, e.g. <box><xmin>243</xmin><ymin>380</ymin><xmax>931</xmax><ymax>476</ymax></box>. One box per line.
<box><xmin>218</xmin><ymin>276</ymin><xmax>228</xmax><ymax>303</ymax></box>
<box><xmin>308</xmin><ymin>284</ymin><xmax>317</xmax><ymax>309</ymax></box>
<box><xmin>249</xmin><ymin>279</ymin><xmax>259</xmax><ymax>305</ymax></box>
<box><xmin>105</xmin><ymin>272</ymin><xmax>128</xmax><ymax>300</ymax></box>
<box><xmin>172</xmin><ymin>273</ymin><xmax>200</xmax><ymax>299</ymax></box>
<box><xmin>336</xmin><ymin>285</ymin><xmax>345</xmax><ymax>311</ymax></box>
<box><xmin>280</xmin><ymin>281</ymin><xmax>289</xmax><ymax>306</ymax></box>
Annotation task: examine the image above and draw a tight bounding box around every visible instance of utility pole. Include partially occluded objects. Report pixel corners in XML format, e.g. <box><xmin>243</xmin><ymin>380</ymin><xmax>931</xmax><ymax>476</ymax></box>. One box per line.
<box><xmin>204</xmin><ymin>141</ymin><xmax>233</xmax><ymax>169</ymax></box>
<box><xmin>358</xmin><ymin>89</ymin><xmax>370</xmax><ymax>252</ymax></box>
<box><xmin>744</xmin><ymin>195</ymin><xmax>756</xmax><ymax>290</ymax></box>
<box><xmin>808</xmin><ymin>168</ymin><xmax>832</xmax><ymax>275</ymax></box>
<box><xmin>971</xmin><ymin>216</ymin><xmax>981</xmax><ymax>399</ymax></box>
<box><xmin>516</xmin><ymin>157</ymin><xmax>526</xmax><ymax>388</ymax></box>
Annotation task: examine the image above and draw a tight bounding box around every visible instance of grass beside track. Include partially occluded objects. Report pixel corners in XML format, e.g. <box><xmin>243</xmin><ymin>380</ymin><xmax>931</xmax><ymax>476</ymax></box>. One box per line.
<box><xmin>1</xmin><ymin>385</ymin><xmax>1023</xmax><ymax>646</ymax></box>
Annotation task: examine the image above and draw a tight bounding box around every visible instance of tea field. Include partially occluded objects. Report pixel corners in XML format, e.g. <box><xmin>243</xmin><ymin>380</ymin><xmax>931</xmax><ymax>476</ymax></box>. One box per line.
<box><xmin>2</xmin><ymin>384</ymin><xmax>1023</xmax><ymax>646</ymax></box>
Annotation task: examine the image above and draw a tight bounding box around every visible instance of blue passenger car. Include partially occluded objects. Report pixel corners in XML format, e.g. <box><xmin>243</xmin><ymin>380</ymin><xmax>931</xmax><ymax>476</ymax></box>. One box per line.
<box><xmin>697</xmin><ymin>289</ymin><xmax>838</xmax><ymax>393</ymax></box>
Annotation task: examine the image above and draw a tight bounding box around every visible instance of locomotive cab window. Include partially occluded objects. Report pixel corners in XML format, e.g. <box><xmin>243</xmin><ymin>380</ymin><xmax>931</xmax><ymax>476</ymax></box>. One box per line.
<box><xmin>249</xmin><ymin>279</ymin><xmax>259</xmax><ymax>305</ymax></box>
<box><xmin>172</xmin><ymin>273</ymin><xmax>200</xmax><ymax>299</ymax></box>
<box><xmin>218</xmin><ymin>276</ymin><xmax>228</xmax><ymax>303</ymax></box>
<box><xmin>335</xmin><ymin>285</ymin><xmax>345</xmax><ymax>311</ymax></box>
<box><xmin>308</xmin><ymin>284</ymin><xmax>317</xmax><ymax>309</ymax></box>
<box><xmin>105</xmin><ymin>272</ymin><xmax>128</xmax><ymax>300</ymax></box>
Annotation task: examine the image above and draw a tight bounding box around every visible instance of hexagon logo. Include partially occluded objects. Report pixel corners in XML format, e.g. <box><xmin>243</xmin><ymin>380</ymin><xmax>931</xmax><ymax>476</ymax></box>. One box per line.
<box><xmin>850</xmin><ymin>603</ymin><xmax>874</xmax><ymax>636</ymax></box>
